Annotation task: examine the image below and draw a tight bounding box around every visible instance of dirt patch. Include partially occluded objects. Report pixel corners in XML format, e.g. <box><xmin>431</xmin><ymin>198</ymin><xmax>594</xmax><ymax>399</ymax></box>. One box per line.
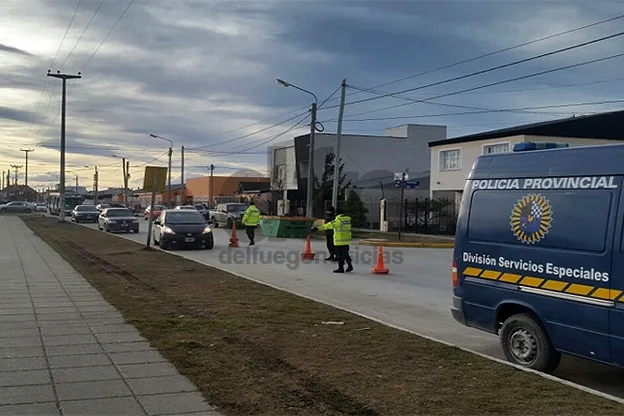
<box><xmin>24</xmin><ymin>216</ymin><xmax>624</xmax><ymax>415</ymax></box>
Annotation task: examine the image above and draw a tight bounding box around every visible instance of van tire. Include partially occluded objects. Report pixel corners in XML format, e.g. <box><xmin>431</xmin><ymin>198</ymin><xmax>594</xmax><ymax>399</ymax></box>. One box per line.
<box><xmin>500</xmin><ymin>313</ymin><xmax>561</xmax><ymax>373</ymax></box>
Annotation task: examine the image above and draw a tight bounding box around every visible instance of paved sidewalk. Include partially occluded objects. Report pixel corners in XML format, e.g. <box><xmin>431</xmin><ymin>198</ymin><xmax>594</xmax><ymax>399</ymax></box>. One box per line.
<box><xmin>0</xmin><ymin>216</ymin><xmax>221</xmax><ymax>416</ymax></box>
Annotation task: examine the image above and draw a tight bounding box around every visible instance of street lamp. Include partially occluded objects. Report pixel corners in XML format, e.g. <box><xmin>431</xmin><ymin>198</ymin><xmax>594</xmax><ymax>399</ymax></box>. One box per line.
<box><xmin>149</xmin><ymin>133</ymin><xmax>173</xmax><ymax>207</ymax></box>
<box><xmin>276</xmin><ymin>78</ymin><xmax>318</xmax><ymax>218</ymax></box>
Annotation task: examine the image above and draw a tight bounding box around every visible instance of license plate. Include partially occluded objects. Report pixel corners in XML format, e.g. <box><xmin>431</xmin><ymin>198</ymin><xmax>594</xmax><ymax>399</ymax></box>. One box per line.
<box><xmin>185</xmin><ymin>237</ymin><xmax>195</xmax><ymax>243</ymax></box>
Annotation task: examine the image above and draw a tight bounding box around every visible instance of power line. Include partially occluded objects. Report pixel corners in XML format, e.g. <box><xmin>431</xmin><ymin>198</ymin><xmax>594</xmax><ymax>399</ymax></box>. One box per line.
<box><xmin>326</xmin><ymin>100</ymin><xmax>624</xmax><ymax>123</ymax></box>
<box><xmin>29</xmin><ymin>0</ymin><xmax>83</xmax><ymax>132</ymax></box>
<box><xmin>340</xmin><ymin>51</ymin><xmax>624</xmax><ymax>119</ymax></box>
<box><xmin>80</xmin><ymin>0</ymin><xmax>135</xmax><ymax>72</ymax></box>
<box><xmin>346</xmin><ymin>84</ymin><xmax>580</xmax><ymax>118</ymax></box>
<box><xmin>328</xmin><ymin>30</ymin><xmax>624</xmax><ymax>111</ymax></box>
<box><xmin>321</xmin><ymin>13</ymin><xmax>624</xmax><ymax>107</ymax></box>
<box><xmin>187</xmin><ymin>110</ymin><xmax>309</xmax><ymax>151</ymax></box>
<box><xmin>59</xmin><ymin>0</ymin><xmax>105</xmax><ymax>70</ymax></box>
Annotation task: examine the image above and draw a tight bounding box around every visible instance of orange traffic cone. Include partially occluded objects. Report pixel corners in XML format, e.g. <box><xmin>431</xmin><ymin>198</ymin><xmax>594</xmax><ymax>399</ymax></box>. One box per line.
<box><xmin>301</xmin><ymin>235</ymin><xmax>316</xmax><ymax>260</ymax></box>
<box><xmin>229</xmin><ymin>221</ymin><xmax>239</xmax><ymax>248</ymax></box>
<box><xmin>371</xmin><ymin>246</ymin><xmax>389</xmax><ymax>275</ymax></box>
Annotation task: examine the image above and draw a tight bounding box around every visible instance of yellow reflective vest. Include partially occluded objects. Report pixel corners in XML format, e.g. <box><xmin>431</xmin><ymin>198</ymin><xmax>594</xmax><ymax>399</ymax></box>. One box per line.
<box><xmin>242</xmin><ymin>205</ymin><xmax>260</xmax><ymax>226</ymax></box>
<box><xmin>322</xmin><ymin>214</ymin><xmax>351</xmax><ymax>246</ymax></box>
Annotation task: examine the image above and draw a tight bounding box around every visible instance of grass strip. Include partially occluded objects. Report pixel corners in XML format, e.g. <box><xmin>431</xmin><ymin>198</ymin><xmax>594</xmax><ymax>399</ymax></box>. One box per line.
<box><xmin>24</xmin><ymin>216</ymin><xmax>624</xmax><ymax>415</ymax></box>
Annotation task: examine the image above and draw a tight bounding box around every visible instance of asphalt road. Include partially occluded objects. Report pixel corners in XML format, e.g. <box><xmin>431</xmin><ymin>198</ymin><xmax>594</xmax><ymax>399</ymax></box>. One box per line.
<box><xmin>74</xmin><ymin>218</ymin><xmax>624</xmax><ymax>398</ymax></box>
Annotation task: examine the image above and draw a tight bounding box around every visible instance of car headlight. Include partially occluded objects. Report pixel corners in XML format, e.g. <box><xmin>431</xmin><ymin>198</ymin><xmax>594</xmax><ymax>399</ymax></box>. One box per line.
<box><xmin>162</xmin><ymin>226</ymin><xmax>176</xmax><ymax>234</ymax></box>
<box><xmin>202</xmin><ymin>226</ymin><xmax>212</xmax><ymax>234</ymax></box>
<box><xmin>107</xmin><ymin>220</ymin><xmax>117</xmax><ymax>224</ymax></box>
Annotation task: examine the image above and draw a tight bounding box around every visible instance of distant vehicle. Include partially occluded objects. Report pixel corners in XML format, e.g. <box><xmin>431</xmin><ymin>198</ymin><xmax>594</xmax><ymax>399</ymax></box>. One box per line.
<box><xmin>194</xmin><ymin>204</ymin><xmax>209</xmax><ymax>219</ymax></box>
<box><xmin>96</xmin><ymin>203</ymin><xmax>110</xmax><ymax>213</ymax></box>
<box><xmin>0</xmin><ymin>201</ymin><xmax>34</xmax><ymax>214</ymax></box>
<box><xmin>71</xmin><ymin>205</ymin><xmax>99</xmax><ymax>223</ymax></box>
<box><xmin>48</xmin><ymin>192</ymin><xmax>84</xmax><ymax>216</ymax></box>
<box><xmin>153</xmin><ymin>209</ymin><xmax>213</xmax><ymax>250</ymax></box>
<box><xmin>98</xmin><ymin>208</ymin><xmax>139</xmax><ymax>233</ymax></box>
<box><xmin>175</xmin><ymin>205</ymin><xmax>197</xmax><ymax>210</ymax></box>
<box><xmin>144</xmin><ymin>204</ymin><xmax>166</xmax><ymax>221</ymax></box>
<box><xmin>209</xmin><ymin>203</ymin><xmax>247</xmax><ymax>228</ymax></box>
<box><xmin>35</xmin><ymin>203</ymin><xmax>47</xmax><ymax>212</ymax></box>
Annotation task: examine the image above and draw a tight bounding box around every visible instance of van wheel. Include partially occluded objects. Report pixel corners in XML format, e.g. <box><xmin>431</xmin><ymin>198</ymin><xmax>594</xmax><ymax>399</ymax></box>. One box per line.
<box><xmin>500</xmin><ymin>313</ymin><xmax>561</xmax><ymax>373</ymax></box>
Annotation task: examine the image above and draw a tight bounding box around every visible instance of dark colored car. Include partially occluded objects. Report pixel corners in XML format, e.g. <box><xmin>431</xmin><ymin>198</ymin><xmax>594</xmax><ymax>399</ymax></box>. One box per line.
<box><xmin>98</xmin><ymin>208</ymin><xmax>139</xmax><ymax>233</ymax></box>
<box><xmin>153</xmin><ymin>209</ymin><xmax>214</xmax><ymax>250</ymax></box>
<box><xmin>71</xmin><ymin>205</ymin><xmax>99</xmax><ymax>223</ymax></box>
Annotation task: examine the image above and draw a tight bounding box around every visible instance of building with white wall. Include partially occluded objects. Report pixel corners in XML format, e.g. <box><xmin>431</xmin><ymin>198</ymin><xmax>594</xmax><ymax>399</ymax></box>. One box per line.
<box><xmin>428</xmin><ymin>110</ymin><xmax>624</xmax><ymax>206</ymax></box>
<box><xmin>269</xmin><ymin>124</ymin><xmax>446</xmax><ymax>200</ymax></box>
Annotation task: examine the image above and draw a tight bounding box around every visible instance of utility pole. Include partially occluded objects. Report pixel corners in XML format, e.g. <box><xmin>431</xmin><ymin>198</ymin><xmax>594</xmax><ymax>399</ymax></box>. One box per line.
<box><xmin>167</xmin><ymin>146</ymin><xmax>172</xmax><ymax>207</ymax></box>
<box><xmin>331</xmin><ymin>79</ymin><xmax>347</xmax><ymax>209</ymax></box>
<box><xmin>5</xmin><ymin>170</ymin><xmax>10</xmax><ymax>189</ymax></box>
<box><xmin>126</xmin><ymin>160</ymin><xmax>130</xmax><ymax>207</ymax></box>
<box><xmin>397</xmin><ymin>169</ymin><xmax>408</xmax><ymax>241</ymax></box>
<box><xmin>181</xmin><ymin>145</ymin><xmax>185</xmax><ymax>204</ymax></box>
<box><xmin>122</xmin><ymin>158</ymin><xmax>128</xmax><ymax>206</ymax></box>
<box><xmin>47</xmin><ymin>70</ymin><xmax>81</xmax><ymax>222</ymax></box>
<box><xmin>93</xmin><ymin>166</ymin><xmax>99</xmax><ymax>205</ymax></box>
<box><xmin>307</xmin><ymin>102</ymin><xmax>317</xmax><ymax>218</ymax></box>
<box><xmin>20</xmin><ymin>148</ymin><xmax>34</xmax><ymax>187</ymax></box>
<box><xmin>1</xmin><ymin>170</ymin><xmax>4</xmax><ymax>189</ymax></box>
<box><xmin>75</xmin><ymin>175</ymin><xmax>78</xmax><ymax>194</ymax></box>
<box><xmin>209</xmin><ymin>164</ymin><xmax>215</xmax><ymax>207</ymax></box>
<box><xmin>10</xmin><ymin>165</ymin><xmax>22</xmax><ymax>186</ymax></box>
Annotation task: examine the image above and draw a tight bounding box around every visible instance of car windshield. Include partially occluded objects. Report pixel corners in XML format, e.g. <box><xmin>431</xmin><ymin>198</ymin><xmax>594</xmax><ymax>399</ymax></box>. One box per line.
<box><xmin>75</xmin><ymin>205</ymin><xmax>98</xmax><ymax>212</ymax></box>
<box><xmin>227</xmin><ymin>205</ymin><xmax>247</xmax><ymax>212</ymax></box>
<box><xmin>165</xmin><ymin>211</ymin><xmax>205</xmax><ymax>225</ymax></box>
<box><xmin>195</xmin><ymin>205</ymin><xmax>205</xmax><ymax>209</ymax></box>
<box><xmin>106</xmin><ymin>209</ymin><xmax>133</xmax><ymax>217</ymax></box>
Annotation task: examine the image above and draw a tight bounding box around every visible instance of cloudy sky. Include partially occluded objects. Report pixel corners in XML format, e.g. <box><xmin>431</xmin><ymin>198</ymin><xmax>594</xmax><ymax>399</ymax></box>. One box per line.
<box><xmin>2</xmin><ymin>0</ymin><xmax>624</xmax><ymax>190</ymax></box>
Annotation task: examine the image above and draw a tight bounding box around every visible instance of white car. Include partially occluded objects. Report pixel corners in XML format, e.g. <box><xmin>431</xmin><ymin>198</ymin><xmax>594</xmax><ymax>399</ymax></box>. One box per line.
<box><xmin>35</xmin><ymin>203</ymin><xmax>47</xmax><ymax>212</ymax></box>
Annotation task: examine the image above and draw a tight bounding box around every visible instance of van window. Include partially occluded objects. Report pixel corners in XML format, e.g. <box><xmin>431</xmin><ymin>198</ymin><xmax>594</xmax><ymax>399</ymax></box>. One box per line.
<box><xmin>467</xmin><ymin>190</ymin><xmax>612</xmax><ymax>253</ymax></box>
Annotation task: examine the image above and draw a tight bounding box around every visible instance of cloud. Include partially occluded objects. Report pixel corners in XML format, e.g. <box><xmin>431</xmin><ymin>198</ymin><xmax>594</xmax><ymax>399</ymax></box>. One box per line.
<box><xmin>0</xmin><ymin>106</ymin><xmax>40</xmax><ymax>123</ymax></box>
<box><xmin>0</xmin><ymin>43</ymin><xmax>34</xmax><ymax>57</ymax></box>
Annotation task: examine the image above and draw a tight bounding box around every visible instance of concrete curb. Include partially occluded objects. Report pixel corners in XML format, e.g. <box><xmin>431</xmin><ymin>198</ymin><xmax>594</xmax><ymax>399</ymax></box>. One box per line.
<box><xmin>53</xmin><ymin>219</ymin><xmax>624</xmax><ymax>406</ymax></box>
<box><xmin>359</xmin><ymin>238</ymin><xmax>454</xmax><ymax>248</ymax></box>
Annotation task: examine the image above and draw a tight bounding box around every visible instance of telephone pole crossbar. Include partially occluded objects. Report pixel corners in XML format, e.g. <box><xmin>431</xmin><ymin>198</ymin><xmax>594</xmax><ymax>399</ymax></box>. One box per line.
<box><xmin>10</xmin><ymin>165</ymin><xmax>23</xmax><ymax>186</ymax></box>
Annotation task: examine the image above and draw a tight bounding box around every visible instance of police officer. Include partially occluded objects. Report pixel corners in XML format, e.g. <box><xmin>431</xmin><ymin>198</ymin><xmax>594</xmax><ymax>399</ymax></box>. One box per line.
<box><xmin>324</xmin><ymin>206</ymin><xmax>337</xmax><ymax>261</ymax></box>
<box><xmin>312</xmin><ymin>208</ymin><xmax>353</xmax><ymax>273</ymax></box>
<box><xmin>242</xmin><ymin>200</ymin><xmax>261</xmax><ymax>245</ymax></box>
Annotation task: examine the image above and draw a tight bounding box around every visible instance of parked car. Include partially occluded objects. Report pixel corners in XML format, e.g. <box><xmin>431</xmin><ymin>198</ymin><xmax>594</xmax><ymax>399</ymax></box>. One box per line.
<box><xmin>144</xmin><ymin>204</ymin><xmax>165</xmax><ymax>220</ymax></box>
<box><xmin>98</xmin><ymin>208</ymin><xmax>139</xmax><ymax>233</ymax></box>
<box><xmin>208</xmin><ymin>203</ymin><xmax>247</xmax><ymax>228</ymax></box>
<box><xmin>35</xmin><ymin>203</ymin><xmax>47</xmax><ymax>212</ymax></box>
<box><xmin>0</xmin><ymin>201</ymin><xmax>34</xmax><ymax>213</ymax></box>
<box><xmin>71</xmin><ymin>204</ymin><xmax>99</xmax><ymax>223</ymax></box>
<box><xmin>153</xmin><ymin>209</ymin><xmax>214</xmax><ymax>250</ymax></box>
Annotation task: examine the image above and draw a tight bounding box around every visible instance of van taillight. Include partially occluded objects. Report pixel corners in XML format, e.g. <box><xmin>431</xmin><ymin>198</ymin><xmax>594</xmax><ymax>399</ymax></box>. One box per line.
<box><xmin>452</xmin><ymin>260</ymin><xmax>458</xmax><ymax>287</ymax></box>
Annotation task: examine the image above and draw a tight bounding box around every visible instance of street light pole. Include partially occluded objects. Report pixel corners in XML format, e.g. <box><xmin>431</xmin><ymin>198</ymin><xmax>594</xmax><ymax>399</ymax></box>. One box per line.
<box><xmin>276</xmin><ymin>78</ymin><xmax>318</xmax><ymax>218</ymax></box>
<box><xmin>149</xmin><ymin>133</ymin><xmax>174</xmax><ymax>208</ymax></box>
<box><xmin>332</xmin><ymin>79</ymin><xmax>347</xmax><ymax>209</ymax></box>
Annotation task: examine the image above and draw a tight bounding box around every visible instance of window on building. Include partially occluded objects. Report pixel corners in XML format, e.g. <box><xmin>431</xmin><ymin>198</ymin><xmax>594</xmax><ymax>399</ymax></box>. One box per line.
<box><xmin>439</xmin><ymin>149</ymin><xmax>461</xmax><ymax>171</ymax></box>
<box><xmin>483</xmin><ymin>143</ymin><xmax>510</xmax><ymax>154</ymax></box>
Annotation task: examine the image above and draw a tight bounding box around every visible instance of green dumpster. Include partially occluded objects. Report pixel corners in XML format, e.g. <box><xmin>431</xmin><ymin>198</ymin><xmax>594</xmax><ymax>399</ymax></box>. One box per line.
<box><xmin>259</xmin><ymin>216</ymin><xmax>316</xmax><ymax>238</ymax></box>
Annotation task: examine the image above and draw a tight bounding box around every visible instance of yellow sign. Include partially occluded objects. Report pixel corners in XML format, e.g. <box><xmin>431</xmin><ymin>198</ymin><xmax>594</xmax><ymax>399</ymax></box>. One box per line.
<box><xmin>143</xmin><ymin>166</ymin><xmax>167</xmax><ymax>192</ymax></box>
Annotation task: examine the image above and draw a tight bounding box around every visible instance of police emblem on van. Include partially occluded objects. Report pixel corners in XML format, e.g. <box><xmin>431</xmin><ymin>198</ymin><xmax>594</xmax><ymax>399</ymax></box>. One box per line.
<box><xmin>510</xmin><ymin>194</ymin><xmax>552</xmax><ymax>244</ymax></box>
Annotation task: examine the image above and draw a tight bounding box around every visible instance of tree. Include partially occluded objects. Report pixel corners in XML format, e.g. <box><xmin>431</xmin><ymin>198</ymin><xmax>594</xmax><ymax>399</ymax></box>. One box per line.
<box><xmin>344</xmin><ymin>189</ymin><xmax>368</xmax><ymax>228</ymax></box>
<box><xmin>313</xmin><ymin>150</ymin><xmax>350</xmax><ymax>216</ymax></box>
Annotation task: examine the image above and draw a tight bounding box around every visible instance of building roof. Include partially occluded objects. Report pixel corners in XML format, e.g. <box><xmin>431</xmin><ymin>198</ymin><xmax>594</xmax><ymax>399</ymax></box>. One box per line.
<box><xmin>1</xmin><ymin>185</ymin><xmax>37</xmax><ymax>193</ymax></box>
<box><xmin>236</xmin><ymin>181</ymin><xmax>271</xmax><ymax>194</ymax></box>
<box><xmin>428</xmin><ymin>110</ymin><xmax>624</xmax><ymax>147</ymax></box>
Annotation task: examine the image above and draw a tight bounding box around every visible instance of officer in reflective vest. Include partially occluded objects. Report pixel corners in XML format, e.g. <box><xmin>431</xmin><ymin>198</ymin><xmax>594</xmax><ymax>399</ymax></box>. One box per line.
<box><xmin>323</xmin><ymin>206</ymin><xmax>337</xmax><ymax>261</ymax></box>
<box><xmin>242</xmin><ymin>201</ymin><xmax>261</xmax><ymax>245</ymax></box>
<box><xmin>313</xmin><ymin>208</ymin><xmax>353</xmax><ymax>273</ymax></box>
